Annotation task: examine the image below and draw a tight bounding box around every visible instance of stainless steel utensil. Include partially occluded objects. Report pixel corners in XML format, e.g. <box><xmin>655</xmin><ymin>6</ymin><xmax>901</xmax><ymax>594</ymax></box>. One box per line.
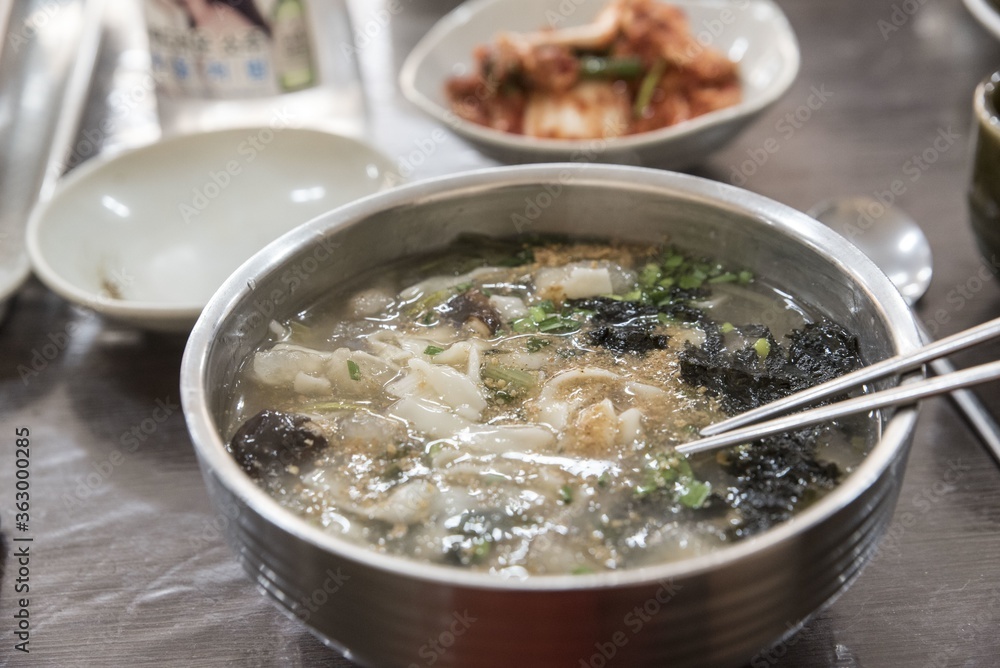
<box><xmin>802</xmin><ymin>197</ymin><xmax>1000</xmax><ymax>464</ymax></box>
<box><xmin>700</xmin><ymin>315</ymin><xmax>1000</xmax><ymax>438</ymax></box>
<box><xmin>679</xmin><ymin>360</ymin><xmax>1000</xmax><ymax>455</ymax></box>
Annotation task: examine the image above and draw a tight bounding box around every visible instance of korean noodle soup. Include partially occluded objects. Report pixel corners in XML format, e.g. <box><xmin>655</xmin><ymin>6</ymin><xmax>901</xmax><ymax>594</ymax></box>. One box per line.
<box><xmin>225</xmin><ymin>236</ymin><xmax>873</xmax><ymax>576</ymax></box>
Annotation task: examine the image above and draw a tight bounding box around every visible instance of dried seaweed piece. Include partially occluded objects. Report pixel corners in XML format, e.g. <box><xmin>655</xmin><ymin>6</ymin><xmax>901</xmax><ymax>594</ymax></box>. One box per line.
<box><xmin>721</xmin><ymin>427</ymin><xmax>842</xmax><ymax>539</ymax></box>
<box><xmin>588</xmin><ymin>325</ymin><xmax>668</xmax><ymax>354</ymax></box>
<box><xmin>678</xmin><ymin>334</ymin><xmax>790</xmax><ymax>415</ymax></box>
<box><xmin>678</xmin><ymin>320</ymin><xmax>861</xmax><ymax>415</ymax></box>
<box><xmin>569</xmin><ymin>297</ymin><xmax>660</xmax><ymax>324</ymax></box>
<box><xmin>678</xmin><ymin>319</ymin><xmax>864</xmax><ymax>538</ymax></box>
<box><xmin>228</xmin><ymin>409</ymin><xmax>327</xmax><ymax>479</ymax></box>
<box><xmin>569</xmin><ymin>293</ymin><xmax>706</xmax><ymax>325</ymax></box>
<box><xmin>786</xmin><ymin>320</ymin><xmax>863</xmax><ymax>385</ymax></box>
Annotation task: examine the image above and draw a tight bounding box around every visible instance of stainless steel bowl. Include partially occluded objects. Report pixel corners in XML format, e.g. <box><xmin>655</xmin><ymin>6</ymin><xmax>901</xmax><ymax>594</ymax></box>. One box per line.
<box><xmin>181</xmin><ymin>165</ymin><xmax>922</xmax><ymax>668</ymax></box>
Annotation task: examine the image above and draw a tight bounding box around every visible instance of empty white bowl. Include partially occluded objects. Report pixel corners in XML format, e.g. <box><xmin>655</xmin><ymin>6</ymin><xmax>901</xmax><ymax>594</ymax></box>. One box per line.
<box><xmin>399</xmin><ymin>0</ymin><xmax>800</xmax><ymax>167</ymax></box>
<box><xmin>27</xmin><ymin>127</ymin><xmax>395</xmax><ymax>332</ymax></box>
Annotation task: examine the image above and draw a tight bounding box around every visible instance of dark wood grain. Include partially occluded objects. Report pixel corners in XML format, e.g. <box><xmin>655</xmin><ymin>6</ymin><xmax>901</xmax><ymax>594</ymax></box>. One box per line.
<box><xmin>1</xmin><ymin>0</ymin><xmax>999</xmax><ymax>665</ymax></box>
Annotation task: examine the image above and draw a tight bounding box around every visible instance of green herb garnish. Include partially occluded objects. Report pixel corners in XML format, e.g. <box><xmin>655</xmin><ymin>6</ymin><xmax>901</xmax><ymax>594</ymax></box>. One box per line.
<box><xmin>526</xmin><ymin>337</ymin><xmax>551</xmax><ymax>353</ymax></box>
<box><xmin>481</xmin><ymin>363</ymin><xmax>535</xmax><ymax>388</ymax></box>
<box><xmin>511</xmin><ymin>317</ymin><xmax>537</xmax><ymax>333</ymax></box>
<box><xmin>677</xmin><ymin>479</ymin><xmax>712</xmax><ymax>509</ymax></box>
<box><xmin>559</xmin><ymin>485</ymin><xmax>574</xmax><ymax>504</ymax></box>
<box><xmin>580</xmin><ymin>55</ymin><xmax>644</xmax><ymax>79</ymax></box>
<box><xmin>634</xmin><ymin>452</ymin><xmax>711</xmax><ymax>509</ymax></box>
<box><xmin>537</xmin><ymin>315</ymin><xmax>581</xmax><ymax>333</ymax></box>
<box><xmin>347</xmin><ymin>359</ymin><xmax>361</xmax><ymax>381</ymax></box>
<box><xmin>634</xmin><ymin>58</ymin><xmax>667</xmax><ymax>117</ymax></box>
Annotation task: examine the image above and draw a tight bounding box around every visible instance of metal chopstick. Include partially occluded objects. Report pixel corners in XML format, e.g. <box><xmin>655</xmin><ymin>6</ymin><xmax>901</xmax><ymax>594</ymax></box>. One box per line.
<box><xmin>676</xmin><ymin>359</ymin><xmax>1000</xmax><ymax>455</ymax></box>
<box><xmin>699</xmin><ymin>315</ymin><xmax>1000</xmax><ymax>437</ymax></box>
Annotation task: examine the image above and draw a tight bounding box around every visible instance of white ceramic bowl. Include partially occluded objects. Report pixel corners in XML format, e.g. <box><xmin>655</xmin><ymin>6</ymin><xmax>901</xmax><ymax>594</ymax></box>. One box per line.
<box><xmin>965</xmin><ymin>0</ymin><xmax>1000</xmax><ymax>39</ymax></box>
<box><xmin>399</xmin><ymin>0</ymin><xmax>800</xmax><ymax>167</ymax></box>
<box><xmin>27</xmin><ymin>128</ymin><xmax>395</xmax><ymax>332</ymax></box>
<box><xmin>0</xmin><ymin>247</ymin><xmax>30</xmax><ymax>325</ymax></box>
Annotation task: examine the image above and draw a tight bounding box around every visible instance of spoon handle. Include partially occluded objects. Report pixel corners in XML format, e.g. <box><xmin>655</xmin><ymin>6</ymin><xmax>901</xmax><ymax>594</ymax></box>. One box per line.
<box><xmin>928</xmin><ymin>355</ymin><xmax>1000</xmax><ymax>465</ymax></box>
<box><xmin>917</xmin><ymin>321</ymin><xmax>1000</xmax><ymax>465</ymax></box>
<box><xmin>676</xmin><ymin>360</ymin><xmax>1000</xmax><ymax>455</ymax></box>
<box><xmin>699</xmin><ymin>315</ymin><xmax>1000</xmax><ymax>436</ymax></box>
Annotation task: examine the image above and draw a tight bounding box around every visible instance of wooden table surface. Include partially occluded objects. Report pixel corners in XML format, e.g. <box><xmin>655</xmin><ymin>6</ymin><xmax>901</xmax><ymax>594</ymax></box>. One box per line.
<box><xmin>2</xmin><ymin>0</ymin><xmax>1000</xmax><ymax>665</ymax></box>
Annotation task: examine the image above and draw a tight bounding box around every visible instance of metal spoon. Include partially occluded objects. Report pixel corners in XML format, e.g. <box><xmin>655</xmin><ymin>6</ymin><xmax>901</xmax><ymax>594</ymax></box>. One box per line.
<box><xmin>808</xmin><ymin>197</ymin><xmax>934</xmax><ymax>305</ymax></box>
<box><xmin>698</xmin><ymin>196</ymin><xmax>1000</xmax><ymax>464</ymax></box>
<box><xmin>810</xmin><ymin>197</ymin><xmax>1000</xmax><ymax>465</ymax></box>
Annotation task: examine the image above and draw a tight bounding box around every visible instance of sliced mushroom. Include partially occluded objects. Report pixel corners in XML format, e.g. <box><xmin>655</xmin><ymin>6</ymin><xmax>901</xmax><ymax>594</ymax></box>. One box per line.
<box><xmin>228</xmin><ymin>409</ymin><xmax>327</xmax><ymax>479</ymax></box>
<box><xmin>437</xmin><ymin>289</ymin><xmax>503</xmax><ymax>336</ymax></box>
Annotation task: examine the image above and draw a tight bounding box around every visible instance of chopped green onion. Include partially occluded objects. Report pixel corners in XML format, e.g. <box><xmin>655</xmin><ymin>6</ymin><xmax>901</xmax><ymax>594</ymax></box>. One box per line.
<box><xmin>511</xmin><ymin>317</ymin><xmax>537</xmax><ymax>333</ymax></box>
<box><xmin>537</xmin><ymin>315</ymin><xmax>581</xmax><ymax>333</ymax></box>
<box><xmin>347</xmin><ymin>359</ymin><xmax>361</xmax><ymax>381</ymax></box>
<box><xmin>288</xmin><ymin>321</ymin><xmax>312</xmax><ymax>338</ymax></box>
<box><xmin>677</xmin><ymin>479</ymin><xmax>712</xmax><ymax>508</ymax></box>
<box><xmin>677</xmin><ymin>275</ymin><xmax>704</xmax><ymax>290</ymax></box>
<box><xmin>635</xmin><ymin>453</ymin><xmax>710</xmax><ymax>505</ymax></box>
<box><xmin>639</xmin><ymin>263</ymin><xmax>662</xmax><ymax>287</ymax></box>
<box><xmin>424</xmin><ymin>345</ymin><xmax>445</xmax><ymax>356</ymax></box>
<box><xmin>580</xmin><ymin>55</ymin><xmax>644</xmax><ymax>79</ymax></box>
<box><xmin>571</xmin><ymin>565</ymin><xmax>594</xmax><ymax>575</ymax></box>
<box><xmin>453</xmin><ymin>281</ymin><xmax>474</xmax><ymax>293</ymax></box>
<box><xmin>528</xmin><ymin>305</ymin><xmax>549</xmax><ymax>323</ymax></box>
<box><xmin>720</xmin><ymin>322</ymin><xmax>735</xmax><ymax>334</ymax></box>
<box><xmin>407</xmin><ymin>288</ymin><xmax>451</xmax><ymax>316</ymax></box>
<box><xmin>493</xmin><ymin>390</ymin><xmax>515</xmax><ymax>404</ymax></box>
<box><xmin>559</xmin><ymin>485</ymin><xmax>574</xmax><ymax>504</ymax></box>
<box><xmin>301</xmin><ymin>400</ymin><xmax>368</xmax><ymax>413</ymax></box>
<box><xmin>634</xmin><ymin>483</ymin><xmax>657</xmax><ymax>498</ymax></box>
<box><xmin>482</xmin><ymin>363</ymin><xmax>535</xmax><ymax>388</ymax></box>
<box><xmin>471</xmin><ymin>539</ymin><xmax>492</xmax><ymax>561</ymax></box>
<box><xmin>634</xmin><ymin>58</ymin><xmax>666</xmax><ymax>117</ymax></box>
<box><xmin>754</xmin><ymin>337</ymin><xmax>771</xmax><ymax>359</ymax></box>
<box><xmin>708</xmin><ymin>272</ymin><xmax>738</xmax><ymax>284</ymax></box>
<box><xmin>738</xmin><ymin>270</ymin><xmax>754</xmax><ymax>284</ymax></box>
<box><xmin>525</xmin><ymin>337</ymin><xmax>551</xmax><ymax>353</ymax></box>
<box><xmin>662</xmin><ymin>253</ymin><xmax>685</xmax><ymax>269</ymax></box>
